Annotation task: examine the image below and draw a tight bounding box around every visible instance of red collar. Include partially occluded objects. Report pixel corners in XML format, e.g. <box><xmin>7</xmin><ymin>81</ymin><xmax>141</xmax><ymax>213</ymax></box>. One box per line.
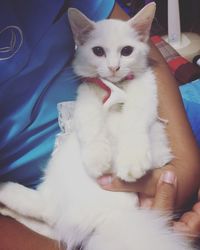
<box><xmin>83</xmin><ymin>74</ymin><xmax>134</xmax><ymax>104</ymax></box>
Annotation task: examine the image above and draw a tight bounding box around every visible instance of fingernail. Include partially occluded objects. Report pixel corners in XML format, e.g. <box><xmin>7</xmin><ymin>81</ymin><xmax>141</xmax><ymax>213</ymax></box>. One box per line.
<box><xmin>97</xmin><ymin>175</ymin><xmax>113</xmax><ymax>186</ymax></box>
<box><xmin>141</xmin><ymin>199</ymin><xmax>153</xmax><ymax>209</ymax></box>
<box><xmin>159</xmin><ymin>171</ymin><xmax>177</xmax><ymax>185</ymax></box>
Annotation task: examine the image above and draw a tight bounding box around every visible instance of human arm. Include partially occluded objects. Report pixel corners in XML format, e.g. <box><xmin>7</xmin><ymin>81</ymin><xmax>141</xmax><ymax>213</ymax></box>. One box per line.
<box><xmin>150</xmin><ymin>171</ymin><xmax>200</xmax><ymax>241</ymax></box>
<box><xmin>99</xmin><ymin>2</ymin><xmax>200</xmax><ymax>209</ymax></box>
<box><xmin>0</xmin><ymin>215</ymin><xmax>62</xmax><ymax>250</ymax></box>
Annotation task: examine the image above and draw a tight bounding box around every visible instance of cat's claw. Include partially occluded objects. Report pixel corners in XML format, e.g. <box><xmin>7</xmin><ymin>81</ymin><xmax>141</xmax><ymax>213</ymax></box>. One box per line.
<box><xmin>115</xmin><ymin>147</ymin><xmax>152</xmax><ymax>182</ymax></box>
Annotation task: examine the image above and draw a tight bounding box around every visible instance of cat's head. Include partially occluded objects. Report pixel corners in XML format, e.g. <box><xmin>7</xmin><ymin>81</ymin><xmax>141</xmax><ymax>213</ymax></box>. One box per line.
<box><xmin>68</xmin><ymin>3</ymin><xmax>156</xmax><ymax>83</ymax></box>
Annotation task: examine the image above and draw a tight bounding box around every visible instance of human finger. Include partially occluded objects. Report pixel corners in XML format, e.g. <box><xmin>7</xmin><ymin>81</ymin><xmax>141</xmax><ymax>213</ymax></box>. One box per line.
<box><xmin>152</xmin><ymin>171</ymin><xmax>177</xmax><ymax>213</ymax></box>
<box><xmin>97</xmin><ymin>165</ymin><xmax>173</xmax><ymax>196</ymax></box>
<box><xmin>173</xmin><ymin>221</ymin><xmax>191</xmax><ymax>234</ymax></box>
<box><xmin>173</xmin><ymin>203</ymin><xmax>200</xmax><ymax>240</ymax></box>
<box><xmin>174</xmin><ymin>210</ymin><xmax>200</xmax><ymax>239</ymax></box>
<box><xmin>139</xmin><ymin>194</ymin><xmax>153</xmax><ymax>208</ymax></box>
<box><xmin>97</xmin><ymin>171</ymin><xmax>156</xmax><ymax>195</ymax></box>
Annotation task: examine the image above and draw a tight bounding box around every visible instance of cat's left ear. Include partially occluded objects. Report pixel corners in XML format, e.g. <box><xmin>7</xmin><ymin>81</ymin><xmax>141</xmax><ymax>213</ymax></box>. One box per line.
<box><xmin>128</xmin><ymin>2</ymin><xmax>156</xmax><ymax>42</ymax></box>
<box><xmin>68</xmin><ymin>8</ymin><xmax>95</xmax><ymax>45</ymax></box>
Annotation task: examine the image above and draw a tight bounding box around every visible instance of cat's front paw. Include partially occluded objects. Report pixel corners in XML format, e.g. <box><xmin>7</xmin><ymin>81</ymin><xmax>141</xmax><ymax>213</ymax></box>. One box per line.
<box><xmin>115</xmin><ymin>144</ymin><xmax>152</xmax><ymax>182</ymax></box>
<box><xmin>0</xmin><ymin>182</ymin><xmax>13</xmax><ymax>206</ymax></box>
<box><xmin>82</xmin><ymin>140</ymin><xmax>112</xmax><ymax>178</ymax></box>
<box><xmin>0</xmin><ymin>204</ymin><xmax>18</xmax><ymax>220</ymax></box>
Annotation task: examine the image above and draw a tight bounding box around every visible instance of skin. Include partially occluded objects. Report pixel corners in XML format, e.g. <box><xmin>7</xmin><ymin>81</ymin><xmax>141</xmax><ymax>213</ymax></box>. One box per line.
<box><xmin>0</xmin><ymin>2</ymin><xmax>200</xmax><ymax>249</ymax></box>
<box><xmin>0</xmin><ymin>215</ymin><xmax>62</xmax><ymax>250</ymax></box>
<box><xmin>108</xmin><ymin>0</ymin><xmax>200</xmax><ymax>210</ymax></box>
<box><xmin>152</xmin><ymin>171</ymin><xmax>200</xmax><ymax>241</ymax></box>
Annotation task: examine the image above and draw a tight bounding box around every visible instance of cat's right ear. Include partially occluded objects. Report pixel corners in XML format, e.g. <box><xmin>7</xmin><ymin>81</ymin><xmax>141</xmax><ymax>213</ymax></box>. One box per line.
<box><xmin>68</xmin><ymin>8</ymin><xmax>95</xmax><ymax>45</ymax></box>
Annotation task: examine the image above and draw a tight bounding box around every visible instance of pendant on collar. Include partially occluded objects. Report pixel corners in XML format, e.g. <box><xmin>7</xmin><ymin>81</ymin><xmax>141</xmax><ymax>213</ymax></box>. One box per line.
<box><xmin>83</xmin><ymin>76</ymin><xmax>132</xmax><ymax>110</ymax></box>
<box><xmin>84</xmin><ymin>77</ymin><xmax>111</xmax><ymax>104</ymax></box>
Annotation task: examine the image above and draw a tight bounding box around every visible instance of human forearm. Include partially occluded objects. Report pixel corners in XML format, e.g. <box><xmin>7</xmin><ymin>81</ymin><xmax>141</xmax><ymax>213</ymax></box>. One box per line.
<box><xmin>149</xmin><ymin>41</ymin><xmax>200</xmax><ymax>207</ymax></box>
<box><xmin>102</xmin><ymin>44</ymin><xmax>200</xmax><ymax>208</ymax></box>
<box><xmin>105</xmin><ymin>2</ymin><xmax>200</xmax><ymax>209</ymax></box>
<box><xmin>0</xmin><ymin>216</ymin><xmax>62</xmax><ymax>250</ymax></box>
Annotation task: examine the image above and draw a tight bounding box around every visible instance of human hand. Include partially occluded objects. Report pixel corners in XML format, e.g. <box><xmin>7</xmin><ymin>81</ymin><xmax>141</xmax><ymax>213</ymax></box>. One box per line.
<box><xmin>97</xmin><ymin>164</ymin><xmax>176</xmax><ymax>207</ymax></box>
<box><xmin>173</xmin><ymin>190</ymin><xmax>200</xmax><ymax>240</ymax></box>
<box><xmin>149</xmin><ymin>172</ymin><xmax>200</xmax><ymax>242</ymax></box>
<box><xmin>97</xmin><ymin>169</ymin><xmax>200</xmax><ymax>240</ymax></box>
<box><xmin>151</xmin><ymin>170</ymin><xmax>177</xmax><ymax>212</ymax></box>
<box><xmin>145</xmin><ymin>171</ymin><xmax>200</xmax><ymax>240</ymax></box>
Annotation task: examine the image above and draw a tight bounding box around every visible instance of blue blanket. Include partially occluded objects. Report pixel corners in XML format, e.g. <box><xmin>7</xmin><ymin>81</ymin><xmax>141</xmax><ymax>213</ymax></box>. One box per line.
<box><xmin>0</xmin><ymin>0</ymin><xmax>115</xmax><ymax>187</ymax></box>
<box><xmin>180</xmin><ymin>79</ymin><xmax>200</xmax><ymax>147</ymax></box>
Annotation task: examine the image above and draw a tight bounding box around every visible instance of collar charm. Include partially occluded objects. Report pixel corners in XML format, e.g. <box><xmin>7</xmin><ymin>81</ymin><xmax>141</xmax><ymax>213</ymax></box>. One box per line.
<box><xmin>83</xmin><ymin>77</ymin><xmax>130</xmax><ymax>110</ymax></box>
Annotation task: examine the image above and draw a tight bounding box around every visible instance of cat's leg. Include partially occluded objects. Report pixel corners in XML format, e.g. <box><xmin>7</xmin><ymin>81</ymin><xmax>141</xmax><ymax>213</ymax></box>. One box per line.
<box><xmin>115</xmin><ymin>131</ymin><xmax>152</xmax><ymax>181</ymax></box>
<box><xmin>115</xmin><ymin>81</ymin><xmax>157</xmax><ymax>181</ymax></box>
<box><xmin>0</xmin><ymin>206</ymin><xmax>55</xmax><ymax>238</ymax></box>
<box><xmin>0</xmin><ymin>182</ymin><xmax>51</xmax><ymax>224</ymax></box>
<box><xmin>16</xmin><ymin>217</ymin><xmax>56</xmax><ymax>239</ymax></box>
<box><xmin>150</xmin><ymin>121</ymin><xmax>173</xmax><ymax>167</ymax></box>
<box><xmin>0</xmin><ymin>204</ymin><xmax>25</xmax><ymax>221</ymax></box>
<box><xmin>74</xmin><ymin>84</ymin><xmax>112</xmax><ymax>178</ymax></box>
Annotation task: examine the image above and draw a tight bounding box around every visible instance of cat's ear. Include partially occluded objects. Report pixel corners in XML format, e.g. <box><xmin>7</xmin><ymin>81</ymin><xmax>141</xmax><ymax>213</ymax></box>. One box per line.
<box><xmin>68</xmin><ymin>8</ymin><xmax>95</xmax><ymax>45</ymax></box>
<box><xmin>128</xmin><ymin>2</ymin><xmax>156</xmax><ymax>42</ymax></box>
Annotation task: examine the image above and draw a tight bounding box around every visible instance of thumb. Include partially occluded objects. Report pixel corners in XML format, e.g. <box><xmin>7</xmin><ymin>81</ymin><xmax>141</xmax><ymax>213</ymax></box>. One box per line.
<box><xmin>152</xmin><ymin>171</ymin><xmax>177</xmax><ymax>213</ymax></box>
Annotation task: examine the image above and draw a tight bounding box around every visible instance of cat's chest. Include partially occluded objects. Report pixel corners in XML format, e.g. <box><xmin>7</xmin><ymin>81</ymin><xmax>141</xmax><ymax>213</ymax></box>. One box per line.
<box><xmin>105</xmin><ymin>105</ymin><xmax>125</xmax><ymax>142</ymax></box>
<box><xmin>89</xmin><ymin>82</ymin><xmax>131</xmax><ymax>131</ymax></box>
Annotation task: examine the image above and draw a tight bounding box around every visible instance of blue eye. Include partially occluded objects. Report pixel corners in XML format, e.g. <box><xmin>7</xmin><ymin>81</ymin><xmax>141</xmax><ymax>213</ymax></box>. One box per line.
<box><xmin>121</xmin><ymin>46</ymin><xmax>134</xmax><ymax>56</ymax></box>
<box><xmin>92</xmin><ymin>46</ymin><xmax>105</xmax><ymax>57</ymax></box>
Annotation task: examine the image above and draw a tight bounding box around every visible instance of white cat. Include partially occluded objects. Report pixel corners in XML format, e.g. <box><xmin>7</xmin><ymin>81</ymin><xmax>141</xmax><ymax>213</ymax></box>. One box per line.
<box><xmin>0</xmin><ymin>3</ymin><xmax>195</xmax><ymax>250</ymax></box>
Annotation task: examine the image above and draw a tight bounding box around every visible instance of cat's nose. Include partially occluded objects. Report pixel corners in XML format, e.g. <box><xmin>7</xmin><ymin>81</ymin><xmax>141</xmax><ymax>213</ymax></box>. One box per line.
<box><xmin>108</xmin><ymin>66</ymin><xmax>120</xmax><ymax>73</ymax></box>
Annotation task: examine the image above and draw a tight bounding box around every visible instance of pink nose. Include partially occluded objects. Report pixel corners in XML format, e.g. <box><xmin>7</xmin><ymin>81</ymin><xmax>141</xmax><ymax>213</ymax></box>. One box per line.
<box><xmin>108</xmin><ymin>66</ymin><xmax>120</xmax><ymax>73</ymax></box>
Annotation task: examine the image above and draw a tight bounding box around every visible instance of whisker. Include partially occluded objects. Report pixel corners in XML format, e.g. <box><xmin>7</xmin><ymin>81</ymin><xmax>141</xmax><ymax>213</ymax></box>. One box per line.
<box><xmin>62</xmin><ymin>74</ymin><xmax>83</xmax><ymax>83</ymax></box>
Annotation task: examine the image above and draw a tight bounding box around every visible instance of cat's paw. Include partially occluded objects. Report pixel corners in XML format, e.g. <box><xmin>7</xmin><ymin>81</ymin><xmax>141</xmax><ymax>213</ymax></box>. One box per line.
<box><xmin>0</xmin><ymin>182</ymin><xmax>12</xmax><ymax>205</ymax></box>
<box><xmin>115</xmin><ymin>144</ymin><xmax>152</xmax><ymax>182</ymax></box>
<box><xmin>0</xmin><ymin>204</ymin><xmax>18</xmax><ymax>219</ymax></box>
<box><xmin>82</xmin><ymin>140</ymin><xmax>112</xmax><ymax>178</ymax></box>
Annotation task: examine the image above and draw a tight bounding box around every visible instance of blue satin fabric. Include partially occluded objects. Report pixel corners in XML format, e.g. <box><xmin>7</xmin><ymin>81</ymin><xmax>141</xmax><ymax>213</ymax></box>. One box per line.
<box><xmin>180</xmin><ymin>79</ymin><xmax>200</xmax><ymax>147</ymax></box>
<box><xmin>0</xmin><ymin>0</ymin><xmax>115</xmax><ymax>187</ymax></box>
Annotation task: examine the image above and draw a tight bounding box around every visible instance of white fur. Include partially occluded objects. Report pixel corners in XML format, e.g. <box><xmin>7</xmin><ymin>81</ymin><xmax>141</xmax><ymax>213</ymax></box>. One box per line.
<box><xmin>0</xmin><ymin>4</ymin><xmax>195</xmax><ymax>250</ymax></box>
